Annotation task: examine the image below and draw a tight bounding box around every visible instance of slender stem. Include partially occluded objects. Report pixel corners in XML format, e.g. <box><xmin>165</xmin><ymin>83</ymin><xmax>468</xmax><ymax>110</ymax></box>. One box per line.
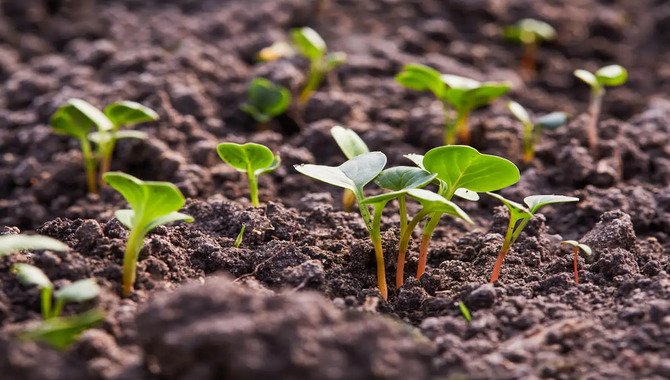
<box><xmin>396</xmin><ymin>209</ymin><xmax>430</xmax><ymax>288</ymax></box>
<box><xmin>51</xmin><ymin>298</ymin><xmax>64</xmax><ymax>318</ymax></box>
<box><xmin>247</xmin><ymin>172</ymin><xmax>260</xmax><ymax>207</ymax></box>
<box><xmin>587</xmin><ymin>87</ymin><xmax>604</xmax><ymax>156</ymax></box>
<box><xmin>398</xmin><ymin>195</ymin><xmax>408</xmax><ymax>238</ymax></box>
<box><xmin>99</xmin><ymin>140</ymin><xmax>116</xmax><ymax>180</ymax></box>
<box><xmin>371</xmin><ymin>204</ymin><xmax>387</xmax><ymax>300</ymax></box>
<box><xmin>522</xmin><ymin>122</ymin><xmax>535</xmax><ymax>163</ymax></box>
<box><xmin>122</xmin><ymin>227</ymin><xmax>145</xmax><ymax>297</ymax></box>
<box><xmin>80</xmin><ymin>137</ymin><xmax>98</xmax><ymax>194</ymax></box>
<box><xmin>573</xmin><ymin>247</ymin><xmax>580</xmax><ymax>284</ymax></box>
<box><xmin>415</xmin><ymin>213</ymin><xmax>441</xmax><ymax>280</ymax></box>
<box><xmin>520</xmin><ymin>42</ymin><xmax>537</xmax><ymax>81</ymax></box>
<box><xmin>40</xmin><ymin>287</ymin><xmax>52</xmax><ymax>320</ymax></box>
<box><xmin>490</xmin><ymin>216</ymin><xmax>517</xmax><ymax>283</ymax></box>
<box><xmin>342</xmin><ymin>189</ymin><xmax>356</xmax><ymax>212</ymax></box>
<box><xmin>445</xmin><ymin>109</ymin><xmax>470</xmax><ymax>145</ymax></box>
<box><xmin>298</xmin><ymin>61</ymin><xmax>325</xmax><ymax>105</ymax></box>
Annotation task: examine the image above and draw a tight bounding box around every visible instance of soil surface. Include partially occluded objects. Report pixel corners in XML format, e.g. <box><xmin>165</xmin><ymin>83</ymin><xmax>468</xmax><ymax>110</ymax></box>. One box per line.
<box><xmin>1</xmin><ymin>0</ymin><xmax>669</xmax><ymax>379</ymax></box>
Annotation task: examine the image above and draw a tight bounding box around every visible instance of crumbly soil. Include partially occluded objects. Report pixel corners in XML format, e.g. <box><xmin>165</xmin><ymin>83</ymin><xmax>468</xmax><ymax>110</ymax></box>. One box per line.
<box><xmin>1</xmin><ymin>0</ymin><xmax>669</xmax><ymax>379</ymax></box>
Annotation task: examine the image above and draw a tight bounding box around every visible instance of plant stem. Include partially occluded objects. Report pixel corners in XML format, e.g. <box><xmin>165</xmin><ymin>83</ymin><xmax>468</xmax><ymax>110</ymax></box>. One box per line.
<box><xmin>355</xmin><ymin>189</ymin><xmax>373</xmax><ymax>233</ymax></box>
<box><xmin>371</xmin><ymin>204</ymin><xmax>387</xmax><ymax>300</ymax></box>
<box><xmin>396</xmin><ymin>209</ymin><xmax>430</xmax><ymax>288</ymax></box>
<box><xmin>298</xmin><ymin>62</ymin><xmax>324</xmax><ymax>105</ymax></box>
<box><xmin>572</xmin><ymin>246</ymin><xmax>580</xmax><ymax>284</ymax></box>
<box><xmin>40</xmin><ymin>287</ymin><xmax>52</xmax><ymax>320</ymax></box>
<box><xmin>248</xmin><ymin>173</ymin><xmax>260</xmax><ymax>207</ymax></box>
<box><xmin>587</xmin><ymin>87</ymin><xmax>604</xmax><ymax>156</ymax></box>
<box><xmin>80</xmin><ymin>137</ymin><xmax>98</xmax><ymax>194</ymax></box>
<box><xmin>445</xmin><ymin>109</ymin><xmax>470</xmax><ymax>145</ymax></box>
<box><xmin>490</xmin><ymin>216</ymin><xmax>517</xmax><ymax>283</ymax></box>
<box><xmin>98</xmin><ymin>140</ymin><xmax>116</xmax><ymax>182</ymax></box>
<box><xmin>122</xmin><ymin>227</ymin><xmax>145</xmax><ymax>297</ymax></box>
<box><xmin>51</xmin><ymin>298</ymin><xmax>64</xmax><ymax>318</ymax></box>
<box><xmin>415</xmin><ymin>213</ymin><xmax>441</xmax><ymax>280</ymax></box>
<box><xmin>522</xmin><ymin>122</ymin><xmax>536</xmax><ymax>163</ymax></box>
<box><xmin>398</xmin><ymin>195</ymin><xmax>408</xmax><ymax>238</ymax></box>
<box><xmin>520</xmin><ymin>42</ymin><xmax>537</xmax><ymax>81</ymax></box>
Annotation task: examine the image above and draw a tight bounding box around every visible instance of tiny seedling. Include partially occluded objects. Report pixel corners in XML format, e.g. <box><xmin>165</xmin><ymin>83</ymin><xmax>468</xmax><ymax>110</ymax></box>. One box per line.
<box><xmin>216</xmin><ymin>142</ymin><xmax>280</xmax><ymax>207</ymax></box>
<box><xmin>240</xmin><ymin>78</ymin><xmax>291</xmax><ymax>124</ymax></box>
<box><xmin>331</xmin><ymin>125</ymin><xmax>370</xmax><ymax>212</ymax></box>
<box><xmin>504</xmin><ymin>19</ymin><xmax>556</xmax><ymax>80</ymax></box>
<box><xmin>486</xmin><ymin>193</ymin><xmax>579</xmax><ymax>283</ymax></box>
<box><xmin>0</xmin><ymin>234</ymin><xmax>68</xmax><ymax>256</ymax></box>
<box><xmin>395</xmin><ymin>64</ymin><xmax>510</xmax><ymax>144</ymax></box>
<box><xmin>104</xmin><ymin>172</ymin><xmax>194</xmax><ymax>296</ymax></box>
<box><xmin>458</xmin><ymin>301</ymin><xmax>472</xmax><ymax>322</ymax></box>
<box><xmin>234</xmin><ymin>225</ymin><xmax>246</xmax><ymax>248</ymax></box>
<box><xmin>574</xmin><ymin>64</ymin><xmax>628</xmax><ymax>154</ymax></box>
<box><xmin>257</xmin><ymin>41</ymin><xmax>295</xmax><ymax>62</ymax></box>
<box><xmin>508</xmin><ymin>101</ymin><xmax>568</xmax><ymax>163</ymax></box>
<box><xmin>291</xmin><ymin>27</ymin><xmax>346</xmax><ymax>104</ymax></box>
<box><xmin>20</xmin><ymin>308</ymin><xmax>104</xmax><ymax>350</ymax></box>
<box><xmin>561</xmin><ymin>240</ymin><xmax>592</xmax><ymax>284</ymax></box>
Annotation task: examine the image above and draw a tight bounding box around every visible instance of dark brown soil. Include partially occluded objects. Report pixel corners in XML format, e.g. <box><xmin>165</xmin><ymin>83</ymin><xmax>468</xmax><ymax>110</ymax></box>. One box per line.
<box><xmin>1</xmin><ymin>0</ymin><xmax>669</xmax><ymax>379</ymax></box>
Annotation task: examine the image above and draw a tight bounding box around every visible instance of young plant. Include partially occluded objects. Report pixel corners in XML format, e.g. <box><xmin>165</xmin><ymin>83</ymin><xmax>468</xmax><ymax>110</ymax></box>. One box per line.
<box><xmin>486</xmin><ymin>193</ymin><xmax>579</xmax><ymax>283</ymax></box>
<box><xmin>20</xmin><ymin>309</ymin><xmax>104</xmax><ymax>350</ymax></box>
<box><xmin>395</xmin><ymin>64</ymin><xmax>510</xmax><ymax>144</ymax></box>
<box><xmin>240</xmin><ymin>78</ymin><xmax>291</xmax><ymax>124</ymax></box>
<box><xmin>234</xmin><ymin>225</ymin><xmax>246</xmax><ymax>248</ymax></box>
<box><xmin>574</xmin><ymin>64</ymin><xmax>628</xmax><ymax>154</ymax></box>
<box><xmin>561</xmin><ymin>240</ymin><xmax>592</xmax><ymax>284</ymax></box>
<box><xmin>103</xmin><ymin>172</ymin><xmax>194</xmax><ymax>297</ymax></box>
<box><xmin>291</xmin><ymin>27</ymin><xmax>346</xmax><ymax>104</ymax></box>
<box><xmin>508</xmin><ymin>101</ymin><xmax>568</xmax><ymax>163</ymax></box>
<box><xmin>504</xmin><ymin>19</ymin><xmax>556</xmax><ymax>80</ymax></box>
<box><xmin>458</xmin><ymin>301</ymin><xmax>472</xmax><ymax>322</ymax></box>
<box><xmin>331</xmin><ymin>125</ymin><xmax>370</xmax><ymax>212</ymax></box>
<box><xmin>216</xmin><ymin>142</ymin><xmax>280</xmax><ymax>207</ymax></box>
<box><xmin>295</xmin><ymin>152</ymin><xmax>389</xmax><ymax>299</ymax></box>
<box><xmin>0</xmin><ymin>234</ymin><xmax>68</xmax><ymax>256</ymax></box>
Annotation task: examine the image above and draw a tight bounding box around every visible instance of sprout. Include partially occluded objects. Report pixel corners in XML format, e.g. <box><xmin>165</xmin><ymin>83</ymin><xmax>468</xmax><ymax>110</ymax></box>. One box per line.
<box><xmin>103</xmin><ymin>172</ymin><xmax>194</xmax><ymax>296</ymax></box>
<box><xmin>486</xmin><ymin>193</ymin><xmax>579</xmax><ymax>283</ymax></box>
<box><xmin>331</xmin><ymin>125</ymin><xmax>370</xmax><ymax>211</ymax></box>
<box><xmin>574</xmin><ymin>64</ymin><xmax>628</xmax><ymax>154</ymax></box>
<box><xmin>395</xmin><ymin>64</ymin><xmax>510</xmax><ymax>145</ymax></box>
<box><xmin>291</xmin><ymin>27</ymin><xmax>346</xmax><ymax>104</ymax></box>
<box><xmin>504</xmin><ymin>19</ymin><xmax>556</xmax><ymax>80</ymax></box>
<box><xmin>216</xmin><ymin>142</ymin><xmax>280</xmax><ymax>207</ymax></box>
<box><xmin>561</xmin><ymin>240</ymin><xmax>592</xmax><ymax>284</ymax></box>
<box><xmin>508</xmin><ymin>101</ymin><xmax>568</xmax><ymax>163</ymax></box>
<box><xmin>240</xmin><ymin>78</ymin><xmax>292</xmax><ymax>124</ymax></box>
<box><xmin>257</xmin><ymin>41</ymin><xmax>295</xmax><ymax>62</ymax></box>
<box><xmin>0</xmin><ymin>234</ymin><xmax>68</xmax><ymax>256</ymax></box>
<box><xmin>458</xmin><ymin>301</ymin><xmax>472</xmax><ymax>322</ymax></box>
<box><xmin>234</xmin><ymin>225</ymin><xmax>246</xmax><ymax>248</ymax></box>
<box><xmin>20</xmin><ymin>309</ymin><xmax>104</xmax><ymax>350</ymax></box>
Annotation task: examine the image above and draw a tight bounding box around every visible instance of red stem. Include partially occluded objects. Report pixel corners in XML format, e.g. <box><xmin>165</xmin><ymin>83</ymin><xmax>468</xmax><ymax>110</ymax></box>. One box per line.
<box><xmin>573</xmin><ymin>247</ymin><xmax>580</xmax><ymax>284</ymax></box>
<box><xmin>489</xmin><ymin>247</ymin><xmax>509</xmax><ymax>283</ymax></box>
<box><xmin>415</xmin><ymin>234</ymin><xmax>431</xmax><ymax>281</ymax></box>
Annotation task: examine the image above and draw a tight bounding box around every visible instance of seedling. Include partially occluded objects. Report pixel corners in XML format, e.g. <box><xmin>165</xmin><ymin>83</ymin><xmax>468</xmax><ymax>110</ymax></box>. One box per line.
<box><xmin>508</xmin><ymin>101</ymin><xmax>568</xmax><ymax>163</ymax></box>
<box><xmin>561</xmin><ymin>240</ymin><xmax>592</xmax><ymax>284</ymax></box>
<box><xmin>396</xmin><ymin>64</ymin><xmax>510</xmax><ymax>144</ymax></box>
<box><xmin>504</xmin><ymin>19</ymin><xmax>556</xmax><ymax>80</ymax></box>
<box><xmin>331</xmin><ymin>125</ymin><xmax>370</xmax><ymax>211</ymax></box>
<box><xmin>458</xmin><ymin>301</ymin><xmax>472</xmax><ymax>322</ymax></box>
<box><xmin>295</xmin><ymin>152</ymin><xmax>389</xmax><ymax>299</ymax></box>
<box><xmin>240</xmin><ymin>78</ymin><xmax>291</xmax><ymax>124</ymax></box>
<box><xmin>234</xmin><ymin>225</ymin><xmax>246</xmax><ymax>248</ymax></box>
<box><xmin>486</xmin><ymin>193</ymin><xmax>579</xmax><ymax>283</ymax></box>
<box><xmin>257</xmin><ymin>41</ymin><xmax>295</xmax><ymax>62</ymax></box>
<box><xmin>103</xmin><ymin>172</ymin><xmax>194</xmax><ymax>296</ymax></box>
<box><xmin>291</xmin><ymin>27</ymin><xmax>346</xmax><ymax>104</ymax></box>
<box><xmin>0</xmin><ymin>234</ymin><xmax>68</xmax><ymax>255</ymax></box>
<box><xmin>20</xmin><ymin>309</ymin><xmax>104</xmax><ymax>350</ymax></box>
<box><xmin>216</xmin><ymin>142</ymin><xmax>280</xmax><ymax>207</ymax></box>
<box><xmin>574</xmin><ymin>64</ymin><xmax>628</xmax><ymax>154</ymax></box>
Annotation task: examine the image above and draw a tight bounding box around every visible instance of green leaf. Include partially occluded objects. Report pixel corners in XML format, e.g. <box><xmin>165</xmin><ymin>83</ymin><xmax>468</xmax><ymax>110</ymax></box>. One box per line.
<box><xmin>523</xmin><ymin>195</ymin><xmax>579</xmax><ymax>214</ymax></box>
<box><xmin>458</xmin><ymin>301</ymin><xmax>472</xmax><ymax>322</ymax></box>
<box><xmin>406</xmin><ymin>189</ymin><xmax>473</xmax><ymax>223</ymax></box>
<box><xmin>331</xmin><ymin>125</ymin><xmax>369</xmax><ymax>160</ymax></box>
<box><xmin>486</xmin><ymin>192</ymin><xmax>533</xmax><ymax>220</ymax></box>
<box><xmin>360</xmin><ymin>190</ymin><xmax>407</xmax><ymax>206</ymax></box>
<box><xmin>454</xmin><ymin>188</ymin><xmax>480</xmax><ymax>201</ymax></box>
<box><xmin>595</xmin><ymin>65</ymin><xmax>627</xmax><ymax>87</ymax></box>
<box><xmin>254</xmin><ymin>155</ymin><xmax>281</xmax><ymax>176</ymax></box>
<box><xmin>504</xmin><ymin>19</ymin><xmax>556</xmax><ymax>43</ymax></box>
<box><xmin>561</xmin><ymin>240</ymin><xmax>592</xmax><ymax>256</ymax></box>
<box><xmin>508</xmin><ymin>101</ymin><xmax>531</xmax><ymax>126</ymax></box>
<box><xmin>234</xmin><ymin>225</ymin><xmax>245</xmax><ymax>248</ymax></box>
<box><xmin>294</xmin><ymin>151</ymin><xmax>386</xmax><ymax>192</ymax></box>
<box><xmin>404</xmin><ymin>153</ymin><xmax>425</xmax><ymax>169</ymax></box>
<box><xmin>114</xmin><ymin>209</ymin><xmax>134</xmax><ymax>229</ymax></box>
<box><xmin>375</xmin><ymin>166</ymin><xmax>436</xmax><ymax>191</ymax></box>
<box><xmin>536</xmin><ymin>112</ymin><xmax>568</xmax><ymax>130</ymax></box>
<box><xmin>50</xmin><ymin>99</ymin><xmax>113</xmax><ymax>138</ymax></box>
<box><xmin>442</xmin><ymin>76</ymin><xmax>510</xmax><ymax>110</ymax></box>
<box><xmin>423</xmin><ymin>145</ymin><xmax>520</xmax><ymax>195</ymax></box>
<box><xmin>216</xmin><ymin>142</ymin><xmax>277</xmax><ymax>175</ymax></box>
<box><xmin>12</xmin><ymin>263</ymin><xmax>53</xmax><ymax>289</ymax></box>
<box><xmin>574</xmin><ymin>69</ymin><xmax>599</xmax><ymax>89</ymax></box>
<box><xmin>0</xmin><ymin>235</ymin><xmax>68</xmax><ymax>256</ymax></box>
<box><xmin>54</xmin><ymin>279</ymin><xmax>100</xmax><ymax>303</ymax></box>
<box><xmin>291</xmin><ymin>27</ymin><xmax>326</xmax><ymax>60</ymax></box>
<box><xmin>241</xmin><ymin>78</ymin><xmax>291</xmax><ymax>123</ymax></box>
<box><xmin>21</xmin><ymin>309</ymin><xmax>104</xmax><ymax>350</ymax></box>
<box><xmin>103</xmin><ymin>101</ymin><xmax>159</xmax><ymax>128</ymax></box>
<box><xmin>144</xmin><ymin>211</ymin><xmax>194</xmax><ymax>234</ymax></box>
<box><xmin>88</xmin><ymin>130</ymin><xmax>148</xmax><ymax>144</ymax></box>
<box><xmin>395</xmin><ymin>63</ymin><xmax>446</xmax><ymax>99</ymax></box>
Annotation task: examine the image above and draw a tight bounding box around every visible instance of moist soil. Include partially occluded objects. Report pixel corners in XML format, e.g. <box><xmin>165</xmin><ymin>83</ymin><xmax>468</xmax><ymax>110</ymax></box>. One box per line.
<box><xmin>1</xmin><ymin>0</ymin><xmax>669</xmax><ymax>379</ymax></box>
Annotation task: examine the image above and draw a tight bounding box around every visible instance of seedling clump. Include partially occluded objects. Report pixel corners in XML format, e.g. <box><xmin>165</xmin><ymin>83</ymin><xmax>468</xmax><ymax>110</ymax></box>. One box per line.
<box><xmin>216</xmin><ymin>142</ymin><xmax>280</xmax><ymax>207</ymax></box>
<box><xmin>504</xmin><ymin>19</ymin><xmax>556</xmax><ymax>80</ymax></box>
<box><xmin>104</xmin><ymin>172</ymin><xmax>194</xmax><ymax>296</ymax></box>
<box><xmin>331</xmin><ymin>125</ymin><xmax>370</xmax><ymax>211</ymax></box>
<box><xmin>396</xmin><ymin>64</ymin><xmax>510</xmax><ymax>145</ymax></box>
<box><xmin>241</xmin><ymin>78</ymin><xmax>291</xmax><ymax>124</ymax></box>
<box><xmin>561</xmin><ymin>240</ymin><xmax>592</xmax><ymax>284</ymax></box>
<box><xmin>508</xmin><ymin>101</ymin><xmax>568</xmax><ymax>163</ymax></box>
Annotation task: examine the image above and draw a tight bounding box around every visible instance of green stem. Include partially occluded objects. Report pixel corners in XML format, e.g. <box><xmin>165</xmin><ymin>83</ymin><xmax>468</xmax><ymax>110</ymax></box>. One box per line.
<box><xmin>398</xmin><ymin>195</ymin><xmax>408</xmax><ymax>238</ymax></box>
<box><xmin>51</xmin><ymin>298</ymin><xmax>64</xmax><ymax>318</ymax></box>
<box><xmin>371</xmin><ymin>204</ymin><xmax>387</xmax><ymax>300</ymax></box>
<box><xmin>99</xmin><ymin>139</ymin><xmax>116</xmax><ymax>179</ymax></box>
<box><xmin>40</xmin><ymin>287</ymin><xmax>52</xmax><ymax>320</ymax></box>
<box><xmin>415</xmin><ymin>212</ymin><xmax>441</xmax><ymax>280</ymax></box>
<box><xmin>396</xmin><ymin>209</ymin><xmax>431</xmax><ymax>288</ymax></box>
<box><xmin>587</xmin><ymin>87</ymin><xmax>604</xmax><ymax>156</ymax></box>
<box><xmin>80</xmin><ymin>137</ymin><xmax>98</xmax><ymax>194</ymax></box>
<box><xmin>298</xmin><ymin>61</ymin><xmax>325</xmax><ymax>105</ymax></box>
<box><xmin>248</xmin><ymin>172</ymin><xmax>260</xmax><ymax>207</ymax></box>
<box><xmin>122</xmin><ymin>227</ymin><xmax>145</xmax><ymax>297</ymax></box>
<box><xmin>522</xmin><ymin>122</ymin><xmax>535</xmax><ymax>163</ymax></box>
<box><xmin>445</xmin><ymin>109</ymin><xmax>470</xmax><ymax>145</ymax></box>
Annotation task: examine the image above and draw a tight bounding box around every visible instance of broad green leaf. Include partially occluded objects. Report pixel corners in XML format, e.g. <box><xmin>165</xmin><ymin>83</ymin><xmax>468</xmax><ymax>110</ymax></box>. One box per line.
<box><xmin>523</xmin><ymin>195</ymin><xmax>579</xmax><ymax>214</ymax></box>
<box><xmin>508</xmin><ymin>101</ymin><xmax>531</xmax><ymax>126</ymax></box>
<box><xmin>0</xmin><ymin>235</ymin><xmax>68</xmax><ymax>256</ymax></box>
<box><xmin>144</xmin><ymin>212</ymin><xmax>194</xmax><ymax>233</ymax></box>
<box><xmin>574</xmin><ymin>69</ymin><xmax>598</xmax><ymax>88</ymax></box>
<box><xmin>55</xmin><ymin>279</ymin><xmax>100</xmax><ymax>303</ymax></box>
<box><xmin>50</xmin><ymin>99</ymin><xmax>113</xmax><ymax>138</ymax></box>
<box><xmin>21</xmin><ymin>309</ymin><xmax>104</xmax><ymax>350</ymax></box>
<box><xmin>395</xmin><ymin>64</ymin><xmax>446</xmax><ymax>99</ymax></box>
<box><xmin>331</xmin><ymin>125</ymin><xmax>369</xmax><ymax>160</ymax></box>
<box><xmin>254</xmin><ymin>155</ymin><xmax>281</xmax><ymax>176</ymax></box>
<box><xmin>88</xmin><ymin>130</ymin><xmax>148</xmax><ymax>144</ymax></box>
<box><xmin>294</xmin><ymin>151</ymin><xmax>386</xmax><ymax>192</ymax></box>
<box><xmin>423</xmin><ymin>145</ymin><xmax>520</xmax><ymax>194</ymax></box>
<box><xmin>216</xmin><ymin>142</ymin><xmax>277</xmax><ymax>175</ymax></box>
<box><xmin>595</xmin><ymin>65</ymin><xmax>627</xmax><ymax>87</ymax></box>
<box><xmin>561</xmin><ymin>240</ymin><xmax>592</xmax><ymax>256</ymax></box>
<box><xmin>114</xmin><ymin>209</ymin><xmax>134</xmax><ymax>229</ymax></box>
<box><xmin>375</xmin><ymin>166</ymin><xmax>435</xmax><ymax>191</ymax></box>
<box><xmin>241</xmin><ymin>78</ymin><xmax>291</xmax><ymax>123</ymax></box>
<box><xmin>406</xmin><ymin>189</ymin><xmax>473</xmax><ymax>223</ymax></box>
<box><xmin>486</xmin><ymin>192</ymin><xmax>533</xmax><ymax>220</ymax></box>
<box><xmin>12</xmin><ymin>263</ymin><xmax>52</xmax><ymax>289</ymax></box>
<box><xmin>442</xmin><ymin>74</ymin><xmax>481</xmax><ymax>90</ymax></box>
<box><xmin>536</xmin><ymin>112</ymin><xmax>568</xmax><ymax>130</ymax></box>
<box><xmin>103</xmin><ymin>101</ymin><xmax>158</xmax><ymax>128</ymax></box>
<box><xmin>291</xmin><ymin>27</ymin><xmax>326</xmax><ymax>60</ymax></box>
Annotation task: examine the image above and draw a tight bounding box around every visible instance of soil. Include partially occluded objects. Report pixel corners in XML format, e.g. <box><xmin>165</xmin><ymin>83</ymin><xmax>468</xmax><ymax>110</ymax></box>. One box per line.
<box><xmin>1</xmin><ymin>0</ymin><xmax>669</xmax><ymax>379</ymax></box>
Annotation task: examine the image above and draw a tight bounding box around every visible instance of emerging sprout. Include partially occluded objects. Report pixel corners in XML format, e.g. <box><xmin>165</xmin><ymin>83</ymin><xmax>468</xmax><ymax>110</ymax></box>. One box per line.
<box><xmin>257</xmin><ymin>41</ymin><xmax>295</xmax><ymax>62</ymax></box>
<box><xmin>395</xmin><ymin>64</ymin><xmax>510</xmax><ymax>144</ymax></box>
<box><xmin>561</xmin><ymin>240</ymin><xmax>592</xmax><ymax>284</ymax></box>
<box><xmin>216</xmin><ymin>142</ymin><xmax>280</xmax><ymax>207</ymax></box>
<box><xmin>331</xmin><ymin>125</ymin><xmax>370</xmax><ymax>212</ymax></box>
<box><xmin>103</xmin><ymin>172</ymin><xmax>194</xmax><ymax>296</ymax></box>
<box><xmin>486</xmin><ymin>193</ymin><xmax>579</xmax><ymax>283</ymax></box>
<box><xmin>504</xmin><ymin>19</ymin><xmax>556</xmax><ymax>80</ymax></box>
<box><xmin>0</xmin><ymin>234</ymin><xmax>68</xmax><ymax>255</ymax></box>
<box><xmin>240</xmin><ymin>78</ymin><xmax>291</xmax><ymax>124</ymax></box>
<box><xmin>574</xmin><ymin>64</ymin><xmax>628</xmax><ymax>154</ymax></box>
<box><xmin>20</xmin><ymin>309</ymin><xmax>104</xmax><ymax>350</ymax></box>
<box><xmin>291</xmin><ymin>27</ymin><xmax>346</xmax><ymax>104</ymax></box>
<box><xmin>508</xmin><ymin>101</ymin><xmax>568</xmax><ymax>163</ymax></box>
<box><xmin>458</xmin><ymin>301</ymin><xmax>472</xmax><ymax>322</ymax></box>
<box><xmin>234</xmin><ymin>225</ymin><xmax>246</xmax><ymax>248</ymax></box>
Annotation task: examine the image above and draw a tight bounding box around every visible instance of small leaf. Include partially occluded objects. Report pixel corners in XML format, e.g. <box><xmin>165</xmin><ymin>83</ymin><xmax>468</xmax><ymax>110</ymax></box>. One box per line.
<box><xmin>486</xmin><ymin>192</ymin><xmax>533</xmax><ymax>220</ymax></box>
<box><xmin>51</xmin><ymin>99</ymin><xmax>113</xmax><ymax>138</ymax></box>
<box><xmin>55</xmin><ymin>279</ymin><xmax>100</xmax><ymax>303</ymax></box>
<box><xmin>291</xmin><ymin>27</ymin><xmax>326</xmax><ymax>60</ymax></box>
<box><xmin>508</xmin><ymin>101</ymin><xmax>531</xmax><ymax>126</ymax></box>
<box><xmin>295</xmin><ymin>151</ymin><xmax>387</xmax><ymax>192</ymax></box>
<box><xmin>103</xmin><ymin>101</ymin><xmax>159</xmax><ymax>128</ymax></box>
<box><xmin>89</xmin><ymin>130</ymin><xmax>148</xmax><ymax>144</ymax></box>
<box><xmin>454</xmin><ymin>188</ymin><xmax>480</xmax><ymax>201</ymax></box>
<box><xmin>504</xmin><ymin>19</ymin><xmax>556</xmax><ymax>43</ymax></box>
<box><xmin>404</xmin><ymin>153</ymin><xmax>425</xmax><ymax>169</ymax></box>
<box><xmin>562</xmin><ymin>240</ymin><xmax>593</xmax><ymax>256</ymax></box>
<box><xmin>0</xmin><ymin>235</ymin><xmax>68</xmax><ymax>256</ymax></box>
<box><xmin>375</xmin><ymin>166</ymin><xmax>436</xmax><ymax>191</ymax></box>
<box><xmin>254</xmin><ymin>155</ymin><xmax>281</xmax><ymax>176</ymax></box>
<box><xmin>241</xmin><ymin>78</ymin><xmax>291</xmax><ymax>122</ymax></box>
<box><xmin>21</xmin><ymin>309</ymin><xmax>104</xmax><ymax>350</ymax></box>
<box><xmin>574</xmin><ymin>69</ymin><xmax>599</xmax><ymax>88</ymax></box>
<box><xmin>257</xmin><ymin>41</ymin><xmax>295</xmax><ymax>62</ymax></box>
<box><xmin>595</xmin><ymin>65</ymin><xmax>627</xmax><ymax>87</ymax></box>
<box><xmin>442</xmin><ymin>76</ymin><xmax>510</xmax><ymax>110</ymax></box>
<box><xmin>144</xmin><ymin>211</ymin><xmax>194</xmax><ymax>234</ymax></box>
<box><xmin>360</xmin><ymin>190</ymin><xmax>407</xmax><ymax>206</ymax></box>
<box><xmin>523</xmin><ymin>195</ymin><xmax>579</xmax><ymax>214</ymax></box>
<box><xmin>407</xmin><ymin>189</ymin><xmax>473</xmax><ymax>223</ymax></box>
<box><xmin>234</xmin><ymin>225</ymin><xmax>245</xmax><ymax>248</ymax></box>
<box><xmin>216</xmin><ymin>142</ymin><xmax>277</xmax><ymax>175</ymax></box>
<box><xmin>331</xmin><ymin>126</ymin><xmax>369</xmax><ymax>160</ymax></box>
<box><xmin>536</xmin><ymin>112</ymin><xmax>568</xmax><ymax>130</ymax></box>
<box><xmin>441</xmin><ymin>74</ymin><xmax>481</xmax><ymax>89</ymax></box>
<box><xmin>12</xmin><ymin>263</ymin><xmax>52</xmax><ymax>289</ymax></box>
<box><xmin>395</xmin><ymin>63</ymin><xmax>446</xmax><ymax>99</ymax></box>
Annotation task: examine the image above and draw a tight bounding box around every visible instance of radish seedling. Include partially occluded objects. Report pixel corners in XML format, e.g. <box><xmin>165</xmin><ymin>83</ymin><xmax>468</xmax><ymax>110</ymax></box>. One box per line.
<box><xmin>561</xmin><ymin>240</ymin><xmax>592</xmax><ymax>284</ymax></box>
<box><xmin>216</xmin><ymin>142</ymin><xmax>280</xmax><ymax>207</ymax></box>
<box><xmin>241</xmin><ymin>78</ymin><xmax>291</xmax><ymax>124</ymax></box>
<box><xmin>331</xmin><ymin>125</ymin><xmax>370</xmax><ymax>211</ymax></box>
<box><xmin>291</xmin><ymin>27</ymin><xmax>346</xmax><ymax>104</ymax></box>
<box><xmin>0</xmin><ymin>234</ymin><xmax>68</xmax><ymax>255</ymax></box>
<box><xmin>508</xmin><ymin>101</ymin><xmax>568</xmax><ymax>163</ymax></box>
<box><xmin>20</xmin><ymin>308</ymin><xmax>104</xmax><ymax>350</ymax></box>
<box><xmin>103</xmin><ymin>172</ymin><xmax>194</xmax><ymax>297</ymax></box>
<box><xmin>486</xmin><ymin>193</ymin><xmax>579</xmax><ymax>283</ymax></box>
<box><xmin>396</xmin><ymin>64</ymin><xmax>510</xmax><ymax>144</ymax></box>
<box><xmin>504</xmin><ymin>19</ymin><xmax>556</xmax><ymax>80</ymax></box>
<box><xmin>574</xmin><ymin>64</ymin><xmax>627</xmax><ymax>154</ymax></box>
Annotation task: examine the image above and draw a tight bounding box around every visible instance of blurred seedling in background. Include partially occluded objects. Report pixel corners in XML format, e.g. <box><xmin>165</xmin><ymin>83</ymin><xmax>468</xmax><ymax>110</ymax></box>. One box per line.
<box><xmin>508</xmin><ymin>101</ymin><xmax>568</xmax><ymax>163</ymax></box>
<box><xmin>458</xmin><ymin>301</ymin><xmax>472</xmax><ymax>322</ymax></box>
<box><xmin>234</xmin><ymin>225</ymin><xmax>246</xmax><ymax>248</ymax></box>
<box><xmin>486</xmin><ymin>193</ymin><xmax>579</xmax><ymax>283</ymax></box>
<box><xmin>331</xmin><ymin>125</ymin><xmax>370</xmax><ymax>211</ymax></box>
<box><xmin>241</xmin><ymin>78</ymin><xmax>291</xmax><ymax>125</ymax></box>
<box><xmin>104</xmin><ymin>172</ymin><xmax>193</xmax><ymax>297</ymax></box>
<box><xmin>574</xmin><ymin>64</ymin><xmax>627</xmax><ymax>155</ymax></box>
<box><xmin>561</xmin><ymin>240</ymin><xmax>592</xmax><ymax>284</ymax></box>
<box><xmin>257</xmin><ymin>41</ymin><xmax>295</xmax><ymax>62</ymax></box>
<box><xmin>504</xmin><ymin>19</ymin><xmax>556</xmax><ymax>80</ymax></box>
<box><xmin>216</xmin><ymin>142</ymin><xmax>280</xmax><ymax>207</ymax></box>
<box><xmin>396</xmin><ymin>64</ymin><xmax>510</xmax><ymax>145</ymax></box>
<box><xmin>0</xmin><ymin>234</ymin><xmax>68</xmax><ymax>256</ymax></box>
